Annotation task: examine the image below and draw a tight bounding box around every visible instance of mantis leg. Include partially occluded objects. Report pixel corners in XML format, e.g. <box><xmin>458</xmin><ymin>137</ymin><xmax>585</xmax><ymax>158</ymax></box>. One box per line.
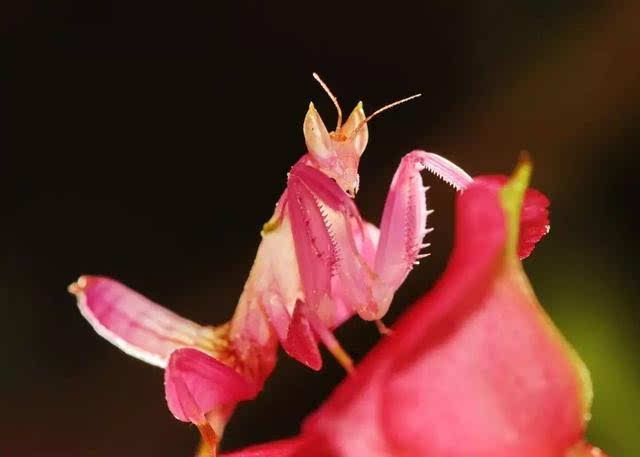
<box><xmin>293</xmin><ymin>299</ymin><xmax>354</xmax><ymax>374</ymax></box>
<box><xmin>368</xmin><ymin>150</ymin><xmax>473</xmax><ymax>320</ymax></box>
<box><xmin>285</xmin><ymin>172</ymin><xmax>356</xmax><ymax>371</ymax></box>
<box><xmin>261</xmin><ymin>288</ymin><xmax>355</xmax><ymax>372</ymax></box>
<box><xmin>69</xmin><ymin>275</ymin><xmax>229</xmax><ymax>368</ymax></box>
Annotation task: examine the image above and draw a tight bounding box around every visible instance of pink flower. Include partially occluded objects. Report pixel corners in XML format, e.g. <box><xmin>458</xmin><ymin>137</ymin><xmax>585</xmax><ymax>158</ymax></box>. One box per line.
<box><xmin>221</xmin><ymin>162</ymin><xmax>605</xmax><ymax>457</ymax></box>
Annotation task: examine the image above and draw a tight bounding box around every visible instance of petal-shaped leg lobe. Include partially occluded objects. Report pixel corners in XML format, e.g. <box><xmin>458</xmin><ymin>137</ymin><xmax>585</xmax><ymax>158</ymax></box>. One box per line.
<box><xmin>298</xmin><ymin>299</ymin><xmax>355</xmax><ymax>373</ymax></box>
<box><xmin>164</xmin><ymin>348</ymin><xmax>258</xmax><ymax>424</ymax></box>
<box><xmin>260</xmin><ymin>292</ymin><xmax>327</xmax><ymax>371</ymax></box>
<box><xmin>70</xmin><ymin>275</ymin><xmax>216</xmax><ymax>367</ymax></box>
<box><xmin>282</xmin><ymin>300</ymin><xmax>322</xmax><ymax>371</ymax></box>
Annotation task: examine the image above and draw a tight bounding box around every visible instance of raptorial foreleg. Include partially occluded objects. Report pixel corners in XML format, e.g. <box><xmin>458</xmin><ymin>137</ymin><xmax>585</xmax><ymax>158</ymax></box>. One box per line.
<box><xmin>366</xmin><ymin>150</ymin><xmax>473</xmax><ymax>320</ymax></box>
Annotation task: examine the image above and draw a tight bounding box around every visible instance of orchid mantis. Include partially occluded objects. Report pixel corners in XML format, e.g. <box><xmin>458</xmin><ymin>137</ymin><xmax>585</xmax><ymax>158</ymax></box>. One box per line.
<box><xmin>231</xmin><ymin>76</ymin><xmax>473</xmax><ymax>376</ymax></box>
<box><xmin>69</xmin><ymin>74</ymin><xmax>472</xmax><ymax>453</ymax></box>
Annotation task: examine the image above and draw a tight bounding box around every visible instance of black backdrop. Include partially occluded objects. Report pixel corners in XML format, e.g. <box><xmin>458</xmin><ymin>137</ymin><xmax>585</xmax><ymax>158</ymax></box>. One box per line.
<box><xmin>4</xmin><ymin>2</ymin><xmax>640</xmax><ymax>456</ymax></box>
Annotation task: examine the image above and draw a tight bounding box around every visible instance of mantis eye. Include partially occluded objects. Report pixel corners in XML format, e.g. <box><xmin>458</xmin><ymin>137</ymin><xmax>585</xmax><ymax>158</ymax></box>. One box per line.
<box><xmin>340</xmin><ymin>102</ymin><xmax>368</xmax><ymax>157</ymax></box>
<box><xmin>303</xmin><ymin>102</ymin><xmax>334</xmax><ymax>161</ymax></box>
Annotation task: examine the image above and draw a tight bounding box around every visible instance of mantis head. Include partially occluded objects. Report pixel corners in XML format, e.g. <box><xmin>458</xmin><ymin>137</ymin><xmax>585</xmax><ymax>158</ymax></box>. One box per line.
<box><xmin>303</xmin><ymin>101</ymin><xmax>368</xmax><ymax>197</ymax></box>
<box><xmin>303</xmin><ymin>73</ymin><xmax>421</xmax><ymax>198</ymax></box>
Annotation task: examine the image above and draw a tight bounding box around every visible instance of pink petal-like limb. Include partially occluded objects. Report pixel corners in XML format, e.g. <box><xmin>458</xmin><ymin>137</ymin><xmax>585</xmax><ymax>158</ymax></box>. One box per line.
<box><xmin>70</xmin><ymin>276</ymin><xmax>259</xmax><ymax>453</ymax></box>
<box><xmin>370</xmin><ymin>150</ymin><xmax>473</xmax><ymax>320</ymax></box>
<box><xmin>165</xmin><ymin>348</ymin><xmax>259</xmax><ymax>455</ymax></box>
<box><xmin>286</xmin><ymin>174</ymin><xmax>337</xmax><ymax>312</ymax></box>
<box><xmin>285</xmin><ymin>172</ymin><xmax>354</xmax><ymax>371</ymax></box>
<box><xmin>292</xmin><ymin>299</ymin><xmax>355</xmax><ymax>374</ymax></box>
<box><xmin>280</xmin><ymin>300</ymin><xmax>322</xmax><ymax>371</ymax></box>
<box><xmin>69</xmin><ymin>275</ymin><xmax>224</xmax><ymax>367</ymax></box>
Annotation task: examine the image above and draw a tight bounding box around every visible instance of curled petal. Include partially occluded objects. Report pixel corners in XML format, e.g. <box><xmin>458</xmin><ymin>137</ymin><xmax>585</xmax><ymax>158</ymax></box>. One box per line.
<box><xmin>164</xmin><ymin>348</ymin><xmax>258</xmax><ymax>424</ymax></box>
<box><xmin>474</xmin><ymin>175</ymin><xmax>550</xmax><ymax>259</ymax></box>
<box><xmin>518</xmin><ymin>186</ymin><xmax>551</xmax><ymax>259</ymax></box>
<box><xmin>69</xmin><ymin>276</ymin><xmax>215</xmax><ymax>367</ymax></box>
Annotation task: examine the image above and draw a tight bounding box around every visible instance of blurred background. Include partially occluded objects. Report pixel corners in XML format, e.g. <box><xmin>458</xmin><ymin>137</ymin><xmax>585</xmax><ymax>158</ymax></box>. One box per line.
<box><xmin>4</xmin><ymin>1</ymin><xmax>639</xmax><ymax>456</ymax></box>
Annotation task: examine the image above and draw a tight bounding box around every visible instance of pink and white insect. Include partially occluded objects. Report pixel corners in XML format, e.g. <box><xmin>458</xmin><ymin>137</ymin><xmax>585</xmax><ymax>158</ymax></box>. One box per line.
<box><xmin>69</xmin><ymin>74</ymin><xmax>473</xmax><ymax>453</ymax></box>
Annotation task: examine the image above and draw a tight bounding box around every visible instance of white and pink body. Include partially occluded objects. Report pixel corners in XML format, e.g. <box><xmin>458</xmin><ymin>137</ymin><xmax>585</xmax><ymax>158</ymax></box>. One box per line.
<box><xmin>230</xmin><ymin>100</ymin><xmax>472</xmax><ymax>377</ymax></box>
<box><xmin>69</xmin><ymin>78</ymin><xmax>472</xmax><ymax>453</ymax></box>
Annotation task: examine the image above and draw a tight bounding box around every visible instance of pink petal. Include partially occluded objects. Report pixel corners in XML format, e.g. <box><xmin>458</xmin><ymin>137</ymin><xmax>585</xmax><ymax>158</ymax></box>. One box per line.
<box><xmin>474</xmin><ymin>175</ymin><xmax>550</xmax><ymax>259</ymax></box>
<box><xmin>164</xmin><ymin>348</ymin><xmax>258</xmax><ymax>424</ymax></box>
<box><xmin>69</xmin><ymin>275</ymin><xmax>212</xmax><ymax>367</ymax></box>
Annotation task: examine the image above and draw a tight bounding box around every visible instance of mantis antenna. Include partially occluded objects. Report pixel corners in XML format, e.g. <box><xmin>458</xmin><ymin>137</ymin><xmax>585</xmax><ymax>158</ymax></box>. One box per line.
<box><xmin>350</xmin><ymin>93</ymin><xmax>422</xmax><ymax>138</ymax></box>
<box><xmin>313</xmin><ymin>72</ymin><xmax>343</xmax><ymax>131</ymax></box>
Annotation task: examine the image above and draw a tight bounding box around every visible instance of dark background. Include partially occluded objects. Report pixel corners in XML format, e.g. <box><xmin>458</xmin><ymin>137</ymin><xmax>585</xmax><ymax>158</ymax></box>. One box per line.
<box><xmin>4</xmin><ymin>1</ymin><xmax>639</xmax><ymax>456</ymax></box>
